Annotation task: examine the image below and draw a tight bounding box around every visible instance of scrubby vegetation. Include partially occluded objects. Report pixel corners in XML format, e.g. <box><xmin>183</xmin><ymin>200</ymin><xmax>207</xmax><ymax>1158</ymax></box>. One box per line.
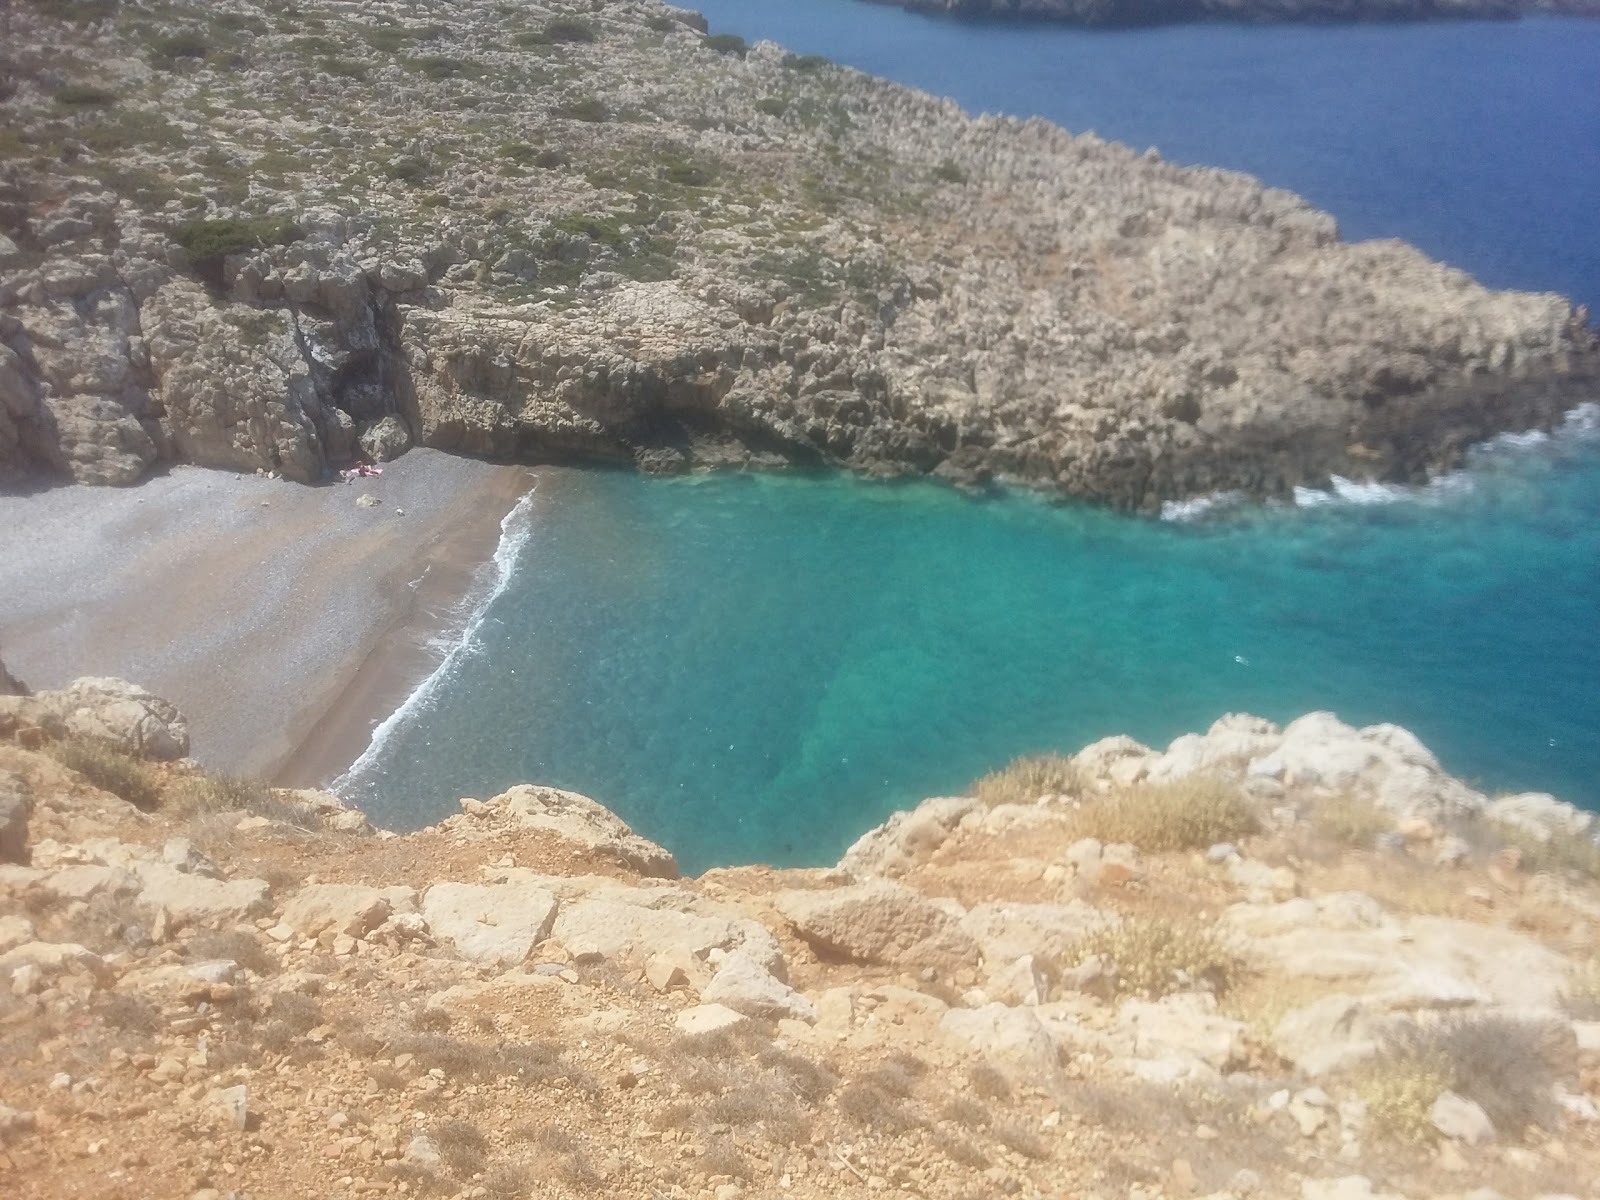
<box><xmin>1492</xmin><ymin>818</ymin><xmax>1600</xmax><ymax>881</ymax></box>
<box><xmin>1067</xmin><ymin>916</ymin><xmax>1241</xmax><ymax>999</ymax></box>
<box><xmin>1070</xmin><ymin>776</ymin><xmax>1258</xmax><ymax>851</ymax></box>
<box><xmin>973</xmin><ymin>753</ymin><xmax>1083</xmax><ymax>807</ymax></box>
<box><xmin>44</xmin><ymin>735</ymin><xmax>161</xmax><ymax>811</ymax></box>
<box><xmin>168</xmin><ymin>216</ymin><xmax>303</xmax><ymax>263</ymax></box>
<box><xmin>1312</xmin><ymin>791</ymin><xmax>1393</xmax><ymax>848</ymax></box>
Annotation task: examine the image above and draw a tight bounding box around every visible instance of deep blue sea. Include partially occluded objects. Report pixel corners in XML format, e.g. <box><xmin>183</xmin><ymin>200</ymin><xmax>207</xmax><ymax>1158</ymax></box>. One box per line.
<box><xmin>339</xmin><ymin>9</ymin><xmax>1600</xmax><ymax>873</ymax></box>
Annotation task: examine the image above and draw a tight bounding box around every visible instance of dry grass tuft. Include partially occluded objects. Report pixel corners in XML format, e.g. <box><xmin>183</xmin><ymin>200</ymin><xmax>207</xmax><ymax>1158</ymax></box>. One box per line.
<box><xmin>167</xmin><ymin>771</ymin><xmax>322</xmax><ymax>828</ymax></box>
<box><xmin>1312</xmin><ymin>792</ymin><xmax>1394</xmax><ymax>848</ymax></box>
<box><xmin>974</xmin><ymin>753</ymin><xmax>1084</xmax><ymax>807</ymax></box>
<box><xmin>433</xmin><ymin>1118</ymin><xmax>488</xmax><ymax>1178</ymax></box>
<box><xmin>189</xmin><ymin>929</ymin><xmax>276</xmax><ymax>975</ymax></box>
<box><xmin>1068</xmin><ymin>916</ymin><xmax>1240</xmax><ymax>999</ymax></box>
<box><xmin>1492</xmin><ymin>820</ymin><xmax>1600</xmax><ymax>882</ymax></box>
<box><xmin>1360</xmin><ymin>1014</ymin><xmax>1566</xmax><ymax>1140</ymax></box>
<box><xmin>967</xmin><ymin>1063</ymin><xmax>1012</xmax><ymax>1101</ymax></box>
<box><xmin>1565</xmin><ymin>957</ymin><xmax>1600</xmax><ymax>1020</ymax></box>
<box><xmin>1069</xmin><ymin>776</ymin><xmax>1259</xmax><ymax>851</ymax></box>
<box><xmin>836</xmin><ymin>1080</ymin><xmax>923</xmax><ymax>1132</ymax></box>
<box><xmin>44</xmin><ymin>735</ymin><xmax>160</xmax><ymax>810</ymax></box>
<box><xmin>991</xmin><ymin>1115</ymin><xmax>1051</xmax><ymax>1160</ymax></box>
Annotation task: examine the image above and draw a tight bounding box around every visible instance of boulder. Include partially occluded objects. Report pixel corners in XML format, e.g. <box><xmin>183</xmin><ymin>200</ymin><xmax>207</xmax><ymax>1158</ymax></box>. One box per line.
<box><xmin>9</xmin><ymin>677</ymin><xmax>189</xmax><ymax>760</ymax></box>
<box><xmin>281</xmin><ymin>883</ymin><xmax>399</xmax><ymax>939</ymax></box>
<box><xmin>487</xmin><ymin>785</ymin><xmax>678</xmax><ymax>878</ymax></box>
<box><xmin>421</xmin><ymin>881</ymin><xmax>558</xmax><ymax>964</ymax></box>
<box><xmin>1486</xmin><ymin>792</ymin><xmax>1594</xmax><ymax>843</ymax></box>
<box><xmin>1273</xmin><ymin>994</ymin><xmax>1389</xmax><ymax>1077</ymax></box>
<box><xmin>551</xmin><ymin>896</ymin><xmax>782</xmax><ymax>974</ymax></box>
<box><xmin>1431</xmin><ymin>1090</ymin><xmax>1495</xmax><ymax>1145</ymax></box>
<box><xmin>358</xmin><ymin>414</ymin><xmax>413</xmax><ymax>462</ymax></box>
<box><xmin>701</xmin><ymin>951</ymin><xmax>816</xmax><ymax>1022</ymax></box>
<box><xmin>838</xmin><ymin>795</ymin><xmax>980</xmax><ymax>877</ymax></box>
<box><xmin>675</xmin><ymin>1003</ymin><xmax>751</xmax><ymax>1037</ymax></box>
<box><xmin>132</xmin><ymin>863</ymin><xmax>271</xmax><ymax>927</ymax></box>
<box><xmin>1117</xmin><ymin>993</ymin><xmax>1248</xmax><ymax>1076</ymax></box>
<box><xmin>774</xmin><ymin>881</ymin><xmax>980</xmax><ymax>971</ymax></box>
<box><xmin>939</xmin><ymin>1002</ymin><xmax>1065</xmax><ymax>1092</ymax></box>
<box><xmin>0</xmin><ymin>940</ymin><xmax>113</xmax><ymax>988</ymax></box>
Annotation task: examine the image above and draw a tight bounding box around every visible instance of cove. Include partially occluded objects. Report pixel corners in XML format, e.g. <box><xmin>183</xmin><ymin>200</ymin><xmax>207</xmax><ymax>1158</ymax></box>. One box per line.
<box><xmin>686</xmin><ymin>1</ymin><xmax>1600</xmax><ymax>310</ymax></box>
<box><xmin>340</xmin><ymin>417</ymin><xmax>1600</xmax><ymax>875</ymax></box>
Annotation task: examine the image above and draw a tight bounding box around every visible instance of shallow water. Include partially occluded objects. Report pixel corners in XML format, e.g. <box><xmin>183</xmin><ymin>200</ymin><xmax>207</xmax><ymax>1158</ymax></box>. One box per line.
<box><xmin>339</xmin><ymin>8</ymin><xmax>1600</xmax><ymax>872</ymax></box>
<box><xmin>340</xmin><ymin>414</ymin><xmax>1600</xmax><ymax>873</ymax></box>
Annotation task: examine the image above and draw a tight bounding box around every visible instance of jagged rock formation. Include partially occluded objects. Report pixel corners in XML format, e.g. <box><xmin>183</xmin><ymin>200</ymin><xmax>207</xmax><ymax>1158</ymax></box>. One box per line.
<box><xmin>863</xmin><ymin>0</ymin><xmax>1600</xmax><ymax>27</ymax></box>
<box><xmin>4</xmin><ymin>681</ymin><xmax>1600</xmax><ymax>1196</ymax></box>
<box><xmin>1</xmin><ymin>0</ymin><xmax>1596</xmax><ymax>509</ymax></box>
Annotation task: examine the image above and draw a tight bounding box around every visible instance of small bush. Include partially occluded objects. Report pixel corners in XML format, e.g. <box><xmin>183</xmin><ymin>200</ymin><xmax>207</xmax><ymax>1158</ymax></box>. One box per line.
<box><xmin>384</xmin><ymin>156</ymin><xmax>432</xmax><ymax>184</ymax></box>
<box><xmin>785</xmin><ymin>53</ymin><xmax>831</xmax><ymax>72</ymax></box>
<box><xmin>531</xmin><ymin>18</ymin><xmax>597</xmax><ymax>44</ymax></box>
<box><xmin>1493</xmin><ymin>820</ymin><xmax>1600</xmax><ymax>881</ymax></box>
<box><xmin>703</xmin><ymin>33</ymin><xmax>748</xmax><ymax>57</ymax></box>
<box><xmin>754</xmin><ymin>97</ymin><xmax>788</xmax><ymax>118</ymax></box>
<box><xmin>991</xmin><ymin>1116</ymin><xmax>1051</xmax><ymax>1160</ymax></box>
<box><xmin>555</xmin><ymin>96</ymin><xmax>609</xmax><ymax>122</ymax></box>
<box><xmin>661</xmin><ymin>156</ymin><xmax>714</xmax><ymax>187</ymax></box>
<box><xmin>836</xmin><ymin>1081</ymin><xmax>922</xmax><ymax>1132</ymax></box>
<box><xmin>364</xmin><ymin>26</ymin><xmax>413</xmax><ymax>53</ymax></box>
<box><xmin>1071</xmin><ymin>776</ymin><xmax>1259</xmax><ymax>851</ymax></box>
<box><xmin>45</xmin><ymin>736</ymin><xmax>160</xmax><ymax>811</ymax></box>
<box><xmin>433</xmin><ymin>1119</ymin><xmax>488</xmax><ymax>1178</ymax></box>
<box><xmin>54</xmin><ymin>84</ymin><xmax>116</xmax><ymax>108</ymax></box>
<box><xmin>482</xmin><ymin>1161</ymin><xmax>531</xmax><ymax>1197</ymax></box>
<box><xmin>499</xmin><ymin>140</ymin><xmax>540</xmax><ymax>164</ymax></box>
<box><xmin>973</xmin><ymin>753</ymin><xmax>1083</xmax><ymax>807</ymax></box>
<box><xmin>932</xmin><ymin>159</ymin><xmax>968</xmax><ymax>185</ymax></box>
<box><xmin>532</xmin><ymin>147</ymin><xmax>567</xmax><ymax>169</ymax></box>
<box><xmin>968</xmin><ymin>1063</ymin><xmax>1011</xmax><ymax>1101</ymax></box>
<box><xmin>152</xmin><ymin>30</ymin><xmax>210</xmax><ymax>60</ymax></box>
<box><xmin>410</xmin><ymin>55</ymin><xmax>474</xmax><ymax>80</ymax></box>
<box><xmin>169</xmin><ymin>216</ymin><xmax>301</xmax><ymax>263</ymax></box>
<box><xmin>1068</xmin><ymin>916</ymin><xmax>1240</xmax><ymax>999</ymax></box>
<box><xmin>189</xmin><ymin>930</ymin><xmax>275</xmax><ymax>976</ymax></box>
<box><xmin>1361</xmin><ymin>1014</ymin><xmax>1565</xmax><ymax>1140</ymax></box>
<box><xmin>1313</xmin><ymin>792</ymin><xmax>1393</xmax><ymax>848</ymax></box>
<box><xmin>646</xmin><ymin>14</ymin><xmax>680</xmax><ymax>33</ymax></box>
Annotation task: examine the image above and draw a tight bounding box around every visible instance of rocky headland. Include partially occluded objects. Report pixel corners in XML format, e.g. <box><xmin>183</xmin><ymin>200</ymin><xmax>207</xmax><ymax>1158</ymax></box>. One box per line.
<box><xmin>3</xmin><ymin>672</ymin><xmax>1600</xmax><ymax>1198</ymax></box>
<box><xmin>861</xmin><ymin>0</ymin><xmax>1600</xmax><ymax>30</ymax></box>
<box><xmin>3</xmin><ymin>0</ymin><xmax>1597</xmax><ymax>511</ymax></box>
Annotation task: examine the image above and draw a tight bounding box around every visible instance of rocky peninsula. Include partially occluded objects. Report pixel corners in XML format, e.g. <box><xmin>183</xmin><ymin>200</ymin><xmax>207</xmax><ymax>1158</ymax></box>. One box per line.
<box><xmin>862</xmin><ymin>0</ymin><xmax>1600</xmax><ymax>29</ymax></box>
<box><xmin>3</xmin><ymin>0</ymin><xmax>1597</xmax><ymax>511</ymax></box>
<box><xmin>4</xmin><ymin>674</ymin><xmax>1600</xmax><ymax>1198</ymax></box>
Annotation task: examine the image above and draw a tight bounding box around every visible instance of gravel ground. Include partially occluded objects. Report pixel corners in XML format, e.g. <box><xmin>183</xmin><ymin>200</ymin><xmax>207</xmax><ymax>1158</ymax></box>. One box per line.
<box><xmin>0</xmin><ymin>451</ymin><xmax>534</xmax><ymax>779</ymax></box>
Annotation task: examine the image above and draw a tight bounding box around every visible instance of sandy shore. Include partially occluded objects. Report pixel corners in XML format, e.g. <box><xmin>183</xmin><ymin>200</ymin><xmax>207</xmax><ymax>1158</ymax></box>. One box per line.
<box><xmin>0</xmin><ymin>451</ymin><xmax>536</xmax><ymax>784</ymax></box>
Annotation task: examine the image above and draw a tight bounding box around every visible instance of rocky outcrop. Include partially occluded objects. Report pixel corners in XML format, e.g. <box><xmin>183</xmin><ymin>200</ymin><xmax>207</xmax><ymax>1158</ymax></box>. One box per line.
<box><xmin>1</xmin><ymin>0</ymin><xmax>1596</xmax><ymax>511</ymax></box>
<box><xmin>0</xmin><ymin>677</ymin><xmax>189</xmax><ymax>760</ymax></box>
<box><xmin>0</xmin><ymin>655</ymin><xmax>24</xmax><ymax>697</ymax></box>
<box><xmin>864</xmin><ymin>0</ymin><xmax>1600</xmax><ymax>27</ymax></box>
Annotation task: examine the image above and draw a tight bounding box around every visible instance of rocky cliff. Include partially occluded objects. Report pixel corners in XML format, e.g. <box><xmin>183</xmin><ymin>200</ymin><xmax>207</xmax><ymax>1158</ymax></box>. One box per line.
<box><xmin>2</xmin><ymin>0</ymin><xmax>1596</xmax><ymax>510</ymax></box>
<box><xmin>862</xmin><ymin>0</ymin><xmax>1600</xmax><ymax>28</ymax></box>
<box><xmin>4</xmin><ymin>680</ymin><xmax>1600</xmax><ymax>1197</ymax></box>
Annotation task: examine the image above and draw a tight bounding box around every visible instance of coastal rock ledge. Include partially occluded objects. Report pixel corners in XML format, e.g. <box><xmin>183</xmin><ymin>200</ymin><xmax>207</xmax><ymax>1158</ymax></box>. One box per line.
<box><xmin>1</xmin><ymin>0</ymin><xmax>1596</xmax><ymax>510</ymax></box>
<box><xmin>5</xmin><ymin>680</ymin><xmax>1600</xmax><ymax>1197</ymax></box>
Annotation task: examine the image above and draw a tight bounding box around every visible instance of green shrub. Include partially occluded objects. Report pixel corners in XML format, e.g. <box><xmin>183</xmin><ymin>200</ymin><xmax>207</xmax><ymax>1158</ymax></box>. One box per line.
<box><xmin>932</xmin><ymin>159</ymin><xmax>968</xmax><ymax>185</ymax></box>
<box><xmin>169</xmin><ymin>216</ymin><xmax>302</xmax><ymax>263</ymax></box>
<box><xmin>1356</xmin><ymin>1056</ymin><xmax>1453</xmax><ymax>1143</ymax></box>
<box><xmin>1067</xmin><ymin>916</ymin><xmax>1240</xmax><ymax>999</ymax></box>
<box><xmin>384</xmin><ymin>156</ymin><xmax>432</xmax><ymax>184</ymax></box>
<box><xmin>54</xmin><ymin>84</ymin><xmax>117</xmax><ymax>108</ymax></box>
<box><xmin>410</xmin><ymin>55</ymin><xmax>473</xmax><ymax>80</ymax></box>
<box><xmin>661</xmin><ymin>156</ymin><xmax>714</xmax><ymax>187</ymax></box>
<box><xmin>45</xmin><ymin>736</ymin><xmax>161</xmax><ymax>811</ymax></box>
<box><xmin>152</xmin><ymin>30</ymin><xmax>210</xmax><ymax>60</ymax></box>
<box><xmin>972</xmin><ymin>753</ymin><xmax>1083</xmax><ymax>807</ymax></box>
<box><xmin>533</xmin><ymin>148</ymin><xmax>567</xmax><ymax>169</ymax></box>
<box><xmin>646</xmin><ymin>14</ymin><xmax>680</xmax><ymax>33</ymax></box>
<box><xmin>784</xmin><ymin>53</ymin><xmax>831</xmax><ymax>72</ymax></box>
<box><xmin>1071</xmin><ymin>776</ymin><xmax>1259</xmax><ymax>851</ymax></box>
<box><xmin>363</xmin><ymin>26</ymin><xmax>413</xmax><ymax>53</ymax></box>
<box><xmin>555</xmin><ymin>97</ymin><xmax>609</xmax><ymax>122</ymax></box>
<box><xmin>533</xmin><ymin>18</ymin><xmax>597</xmax><ymax>44</ymax></box>
<box><xmin>499</xmin><ymin>140</ymin><xmax>539</xmax><ymax>164</ymax></box>
<box><xmin>754</xmin><ymin>97</ymin><xmax>788</xmax><ymax>118</ymax></box>
<box><xmin>703</xmin><ymin>33</ymin><xmax>748</xmax><ymax>57</ymax></box>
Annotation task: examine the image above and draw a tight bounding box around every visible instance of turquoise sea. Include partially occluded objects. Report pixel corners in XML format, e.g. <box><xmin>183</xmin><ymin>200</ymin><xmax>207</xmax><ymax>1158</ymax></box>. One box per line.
<box><xmin>339</xmin><ymin>10</ymin><xmax>1600</xmax><ymax>873</ymax></box>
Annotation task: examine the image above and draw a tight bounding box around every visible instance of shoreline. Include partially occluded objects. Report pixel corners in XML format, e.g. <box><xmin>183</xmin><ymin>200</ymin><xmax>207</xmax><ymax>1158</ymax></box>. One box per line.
<box><xmin>274</xmin><ymin>469</ymin><xmax>542</xmax><ymax>791</ymax></box>
<box><xmin>0</xmin><ymin>452</ymin><xmax>536</xmax><ymax>782</ymax></box>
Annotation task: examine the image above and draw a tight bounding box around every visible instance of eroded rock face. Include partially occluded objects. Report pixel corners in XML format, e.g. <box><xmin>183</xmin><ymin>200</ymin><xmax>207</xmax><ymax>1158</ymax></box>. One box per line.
<box><xmin>0</xmin><ymin>677</ymin><xmax>189</xmax><ymax>760</ymax></box>
<box><xmin>1</xmin><ymin>0</ymin><xmax>1594</xmax><ymax>507</ymax></box>
<box><xmin>775</xmin><ymin>881</ymin><xmax>981</xmax><ymax>970</ymax></box>
<box><xmin>484</xmin><ymin>785</ymin><xmax>678</xmax><ymax>878</ymax></box>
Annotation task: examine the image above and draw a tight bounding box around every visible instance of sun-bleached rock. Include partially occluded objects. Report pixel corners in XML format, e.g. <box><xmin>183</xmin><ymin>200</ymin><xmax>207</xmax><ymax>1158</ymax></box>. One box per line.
<box><xmin>775</xmin><ymin>881</ymin><xmax>979</xmax><ymax>970</ymax></box>
<box><xmin>1117</xmin><ymin>993</ymin><xmax>1248</xmax><ymax>1077</ymax></box>
<box><xmin>132</xmin><ymin>862</ymin><xmax>270</xmax><ymax>927</ymax></box>
<box><xmin>675</xmin><ymin>1003</ymin><xmax>751</xmax><ymax>1037</ymax></box>
<box><xmin>2</xmin><ymin>678</ymin><xmax>189</xmax><ymax>760</ymax></box>
<box><xmin>1273</xmin><ymin>994</ymin><xmax>1391</xmax><ymax>1077</ymax></box>
<box><xmin>421</xmin><ymin>881</ymin><xmax>558</xmax><ymax>964</ymax></box>
<box><xmin>552</xmin><ymin>895</ymin><xmax>782</xmax><ymax>975</ymax></box>
<box><xmin>482</xmin><ymin>785</ymin><xmax>678</xmax><ymax>878</ymax></box>
<box><xmin>0</xmin><ymin>940</ymin><xmax>112</xmax><ymax>988</ymax></box>
<box><xmin>1301</xmin><ymin>1176</ymin><xmax>1408</xmax><ymax>1200</ymax></box>
<box><xmin>839</xmin><ymin>795</ymin><xmax>981</xmax><ymax>877</ymax></box>
<box><xmin>960</xmin><ymin>900</ymin><xmax>1109</xmax><ymax>968</ymax></box>
<box><xmin>939</xmin><ymin>1002</ymin><xmax>1065</xmax><ymax>1091</ymax></box>
<box><xmin>1486</xmin><ymin>792</ymin><xmax>1595</xmax><ymax>843</ymax></box>
<box><xmin>1432</xmin><ymin>1091</ymin><xmax>1495</xmax><ymax>1145</ymax></box>
<box><xmin>281</xmin><ymin>883</ymin><xmax>401</xmax><ymax>939</ymax></box>
<box><xmin>701</xmin><ymin>950</ymin><xmax>816</xmax><ymax>1023</ymax></box>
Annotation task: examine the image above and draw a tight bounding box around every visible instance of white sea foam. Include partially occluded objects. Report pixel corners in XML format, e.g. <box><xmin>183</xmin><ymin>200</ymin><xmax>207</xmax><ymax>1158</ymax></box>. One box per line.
<box><xmin>331</xmin><ymin>480</ymin><xmax>539</xmax><ymax>794</ymax></box>
<box><xmin>1159</xmin><ymin>490</ymin><xmax>1245</xmax><ymax>522</ymax></box>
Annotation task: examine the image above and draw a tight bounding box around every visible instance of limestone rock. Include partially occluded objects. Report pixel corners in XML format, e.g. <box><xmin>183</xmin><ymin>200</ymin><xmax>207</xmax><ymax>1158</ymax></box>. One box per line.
<box><xmin>702</xmin><ymin>951</ymin><xmax>816</xmax><ymax>1022</ymax></box>
<box><xmin>489</xmin><ymin>785</ymin><xmax>679</xmax><ymax>878</ymax></box>
<box><xmin>421</xmin><ymin>881</ymin><xmax>558</xmax><ymax>964</ymax></box>
<box><xmin>1301</xmin><ymin>1177</ymin><xmax>1407</xmax><ymax>1200</ymax></box>
<box><xmin>551</xmin><ymin>896</ymin><xmax>782</xmax><ymax>974</ymax></box>
<box><xmin>12</xmin><ymin>677</ymin><xmax>189</xmax><ymax>760</ymax></box>
<box><xmin>1273</xmin><ymin>994</ymin><xmax>1389</xmax><ymax>1077</ymax></box>
<box><xmin>839</xmin><ymin>795</ymin><xmax>981</xmax><ymax>877</ymax></box>
<box><xmin>281</xmin><ymin>883</ymin><xmax>399</xmax><ymax>939</ymax></box>
<box><xmin>775</xmin><ymin>882</ymin><xmax>980</xmax><ymax>970</ymax></box>
<box><xmin>0</xmin><ymin>940</ymin><xmax>112</xmax><ymax>988</ymax></box>
<box><xmin>675</xmin><ymin>1003</ymin><xmax>751</xmax><ymax>1037</ymax></box>
<box><xmin>939</xmin><ymin>1003</ymin><xmax>1065</xmax><ymax>1092</ymax></box>
<box><xmin>1486</xmin><ymin>792</ymin><xmax>1595</xmax><ymax>843</ymax></box>
<box><xmin>1431</xmin><ymin>1091</ymin><xmax>1495</xmax><ymax>1145</ymax></box>
<box><xmin>1118</xmin><ymin>993</ymin><xmax>1247</xmax><ymax>1077</ymax></box>
<box><xmin>358</xmin><ymin>414</ymin><xmax>413</xmax><ymax>462</ymax></box>
<box><xmin>133</xmin><ymin>863</ymin><xmax>271</xmax><ymax>927</ymax></box>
